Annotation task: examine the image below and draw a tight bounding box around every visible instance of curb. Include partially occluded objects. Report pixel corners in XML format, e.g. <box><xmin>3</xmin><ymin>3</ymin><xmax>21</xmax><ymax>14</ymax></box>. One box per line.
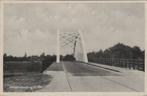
<box><xmin>83</xmin><ymin>62</ymin><xmax>121</xmax><ymax>73</ymax></box>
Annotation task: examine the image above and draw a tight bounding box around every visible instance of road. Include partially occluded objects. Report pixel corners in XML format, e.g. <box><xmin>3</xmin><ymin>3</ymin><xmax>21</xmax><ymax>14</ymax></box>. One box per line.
<box><xmin>62</xmin><ymin>61</ymin><xmax>120</xmax><ymax>76</ymax></box>
<box><xmin>38</xmin><ymin>61</ymin><xmax>144</xmax><ymax>92</ymax></box>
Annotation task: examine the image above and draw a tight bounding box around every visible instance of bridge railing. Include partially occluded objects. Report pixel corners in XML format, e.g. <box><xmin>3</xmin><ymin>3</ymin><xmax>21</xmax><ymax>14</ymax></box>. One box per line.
<box><xmin>91</xmin><ymin>58</ymin><xmax>144</xmax><ymax>71</ymax></box>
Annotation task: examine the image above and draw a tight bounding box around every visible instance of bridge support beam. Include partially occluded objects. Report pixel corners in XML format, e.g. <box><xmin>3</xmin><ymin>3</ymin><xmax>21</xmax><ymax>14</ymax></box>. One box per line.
<box><xmin>56</xmin><ymin>30</ymin><xmax>60</xmax><ymax>63</ymax></box>
<box><xmin>79</xmin><ymin>30</ymin><xmax>88</xmax><ymax>63</ymax></box>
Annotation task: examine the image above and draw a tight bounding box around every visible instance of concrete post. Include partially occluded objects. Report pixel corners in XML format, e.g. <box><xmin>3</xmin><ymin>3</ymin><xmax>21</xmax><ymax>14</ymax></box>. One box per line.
<box><xmin>78</xmin><ymin>30</ymin><xmax>88</xmax><ymax>63</ymax></box>
<box><xmin>56</xmin><ymin>30</ymin><xmax>60</xmax><ymax>63</ymax></box>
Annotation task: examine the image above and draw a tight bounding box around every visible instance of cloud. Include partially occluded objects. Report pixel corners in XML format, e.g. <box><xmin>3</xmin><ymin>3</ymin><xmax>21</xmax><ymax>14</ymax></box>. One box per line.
<box><xmin>4</xmin><ymin>3</ymin><xmax>145</xmax><ymax>56</ymax></box>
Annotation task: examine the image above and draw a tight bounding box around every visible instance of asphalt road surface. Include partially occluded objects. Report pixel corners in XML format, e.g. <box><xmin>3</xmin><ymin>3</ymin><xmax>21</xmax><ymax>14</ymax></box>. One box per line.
<box><xmin>47</xmin><ymin>61</ymin><xmax>120</xmax><ymax>76</ymax></box>
<box><xmin>39</xmin><ymin>61</ymin><xmax>144</xmax><ymax>92</ymax></box>
<box><xmin>62</xmin><ymin>61</ymin><xmax>120</xmax><ymax>76</ymax></box>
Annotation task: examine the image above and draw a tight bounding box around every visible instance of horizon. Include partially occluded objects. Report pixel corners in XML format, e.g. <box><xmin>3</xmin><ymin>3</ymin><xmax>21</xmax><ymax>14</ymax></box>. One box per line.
<box><xmin>4</xmin><ymin>42</ymin><xmax>145</xmax><ymax>57</ymax></box>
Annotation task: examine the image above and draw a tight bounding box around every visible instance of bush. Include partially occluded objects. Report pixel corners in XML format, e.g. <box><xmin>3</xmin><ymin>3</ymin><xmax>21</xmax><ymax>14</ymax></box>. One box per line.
<box><xmin>4</xmin><ymin>61</ymin><xmax>42</xmax><ymax>73</ymax></box>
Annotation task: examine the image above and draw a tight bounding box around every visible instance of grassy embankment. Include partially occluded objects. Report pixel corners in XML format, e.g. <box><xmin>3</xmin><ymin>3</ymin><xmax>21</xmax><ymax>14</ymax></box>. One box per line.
<box><xmin>4</xmin><ymin>61</ymin><xmax>53</xmax><ymax>92</ymax></box>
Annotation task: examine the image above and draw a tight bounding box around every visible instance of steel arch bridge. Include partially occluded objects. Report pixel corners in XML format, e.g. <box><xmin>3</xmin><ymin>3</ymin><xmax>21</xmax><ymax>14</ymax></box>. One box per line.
<box><xmin>56</xmin><ymin>30</ymin><xmax>88</xmax><ymax>63</ymax></box>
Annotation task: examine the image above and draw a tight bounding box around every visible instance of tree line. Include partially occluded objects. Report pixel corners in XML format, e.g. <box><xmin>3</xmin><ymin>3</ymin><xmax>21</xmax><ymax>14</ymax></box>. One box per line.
<box><xmin>88</xmin><ymin>43</ymin><xmax>144</xmax><ymax>62</ymax></box>
<box><xmin>4</xmin><ymin>53</ymin><xmax>76</xmax><ymax>72</ymax></box>
<box><xmin>4</xmin><ymin>43</ymin><xmax>144</xmax><ymax>62</ymax></box>
<box><xmin>3</xmin><ymin>53</ymin><xmax>75</xmax><ymax>62</ymax></box>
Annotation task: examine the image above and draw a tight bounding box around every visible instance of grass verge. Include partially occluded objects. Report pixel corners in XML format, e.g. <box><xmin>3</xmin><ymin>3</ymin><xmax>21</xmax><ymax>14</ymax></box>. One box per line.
<box><xmin>4</xmin><ymin>72</ymin><xmax>52</xmax><ymax>92</ymax></box>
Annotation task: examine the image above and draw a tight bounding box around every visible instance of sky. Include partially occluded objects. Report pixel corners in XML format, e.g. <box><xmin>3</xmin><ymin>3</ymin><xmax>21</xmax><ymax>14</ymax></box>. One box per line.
<box><xmin>4</xmin><ymin>3</ymin><xmax>145</xmax><ymax>56</ymax></box>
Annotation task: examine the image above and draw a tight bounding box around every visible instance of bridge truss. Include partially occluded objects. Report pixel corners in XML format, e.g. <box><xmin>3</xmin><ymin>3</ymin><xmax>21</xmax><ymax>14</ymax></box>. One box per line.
<box><xmin>56</xmin><ymin>30</ymin><xmax>88</xmax><ymax>63</ymax></box>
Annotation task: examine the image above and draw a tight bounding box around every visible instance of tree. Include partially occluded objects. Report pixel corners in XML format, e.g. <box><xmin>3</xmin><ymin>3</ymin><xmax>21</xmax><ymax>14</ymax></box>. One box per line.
<box><xmin>24</xmin><ymin>52</ymin><xmax>27</xmax><ymax>58</ymax></box>
<box><xmin>142</xmin><ymin>50</ymin><xmax>145</xmax><ymax>59</ymax></box>
<box><xmin>132</xmin><ymin>46</ymin><xmax>143</xmax><ymax>59</ymax></box>
<box><xmin>87</xmin><ymin>43</ymin><xmax>144</xmax><ymax>61</ymax></box>
<box><xmin>40</xmin><ymin>52</ymin><xmax>45</xmax><ymax>60</ymax></box>
<box><xmin>63</xmin><ymin>54</ymin><xmax>75</xmax><ymax>61</ymax></box>
<box><xmin>4</xmin><ymin>53</ymin><xmax>7</xmax><ymax>57</ymax></box>
<box><xmin>22</xmin><ymin>52</ymin><xmax>27</xmax><ymax>61</ymax></box>
<box><xmin>40</xmin><ymin>52</ymin><xmax>45</xmax><ymax>57</ymax></box>
<box><xmin>96</xmin><ymin>49</ymin><xmax>104</xmax><ymax>58</ymax></box>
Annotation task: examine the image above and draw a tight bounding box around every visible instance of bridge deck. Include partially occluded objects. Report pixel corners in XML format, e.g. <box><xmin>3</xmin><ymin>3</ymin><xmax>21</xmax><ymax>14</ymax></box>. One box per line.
<box><xmin>38</xmin><ymin>61</ymin><xmax>144</xmax><ymax>92</ymax></box>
